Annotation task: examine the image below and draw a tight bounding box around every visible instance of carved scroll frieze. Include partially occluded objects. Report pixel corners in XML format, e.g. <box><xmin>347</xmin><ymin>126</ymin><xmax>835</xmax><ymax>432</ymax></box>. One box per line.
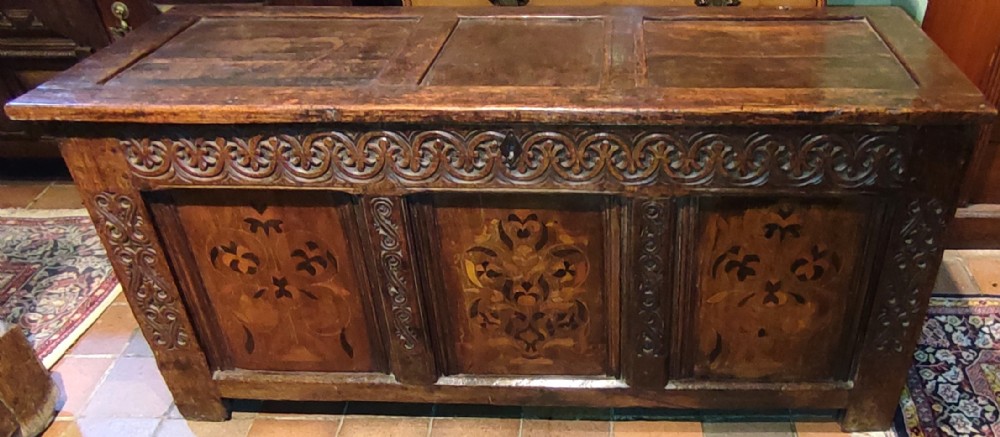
<box><xmin>92</xmin><ymin>192</ymin><xmax>189</xmax><ymax>350</ymax></box>
<box><xmin>368</xmin><ymin>197</ymin><xmax>422</xmax><ymax>351</ymax></box>
<box><xmin>122</xmin><ymin>128</ymin><xmax>908</xmax><ymax>190</ymax></box>
<box><xmin>872</xmin><ymin>198</ymin><xmax>947</xmax><ymax>353</ymax></box>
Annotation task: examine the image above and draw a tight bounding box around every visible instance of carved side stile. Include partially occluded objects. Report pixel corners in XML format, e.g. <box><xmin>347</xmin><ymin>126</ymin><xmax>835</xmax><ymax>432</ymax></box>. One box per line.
<box><xmin>93</xmin><ymin>192</ymin><xmax>190</xmax><ymax>350</ymax></box>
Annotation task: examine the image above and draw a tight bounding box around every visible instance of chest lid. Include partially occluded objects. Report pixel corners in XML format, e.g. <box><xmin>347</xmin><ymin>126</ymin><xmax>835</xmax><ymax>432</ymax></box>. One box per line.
<box><xmin>5</xmin><ymin>6</ymin><xmax>994</xmax><ymax>125</ymax></box>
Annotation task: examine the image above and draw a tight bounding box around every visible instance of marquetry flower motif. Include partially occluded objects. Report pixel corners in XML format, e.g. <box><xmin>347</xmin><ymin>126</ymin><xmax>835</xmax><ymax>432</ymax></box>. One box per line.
<box><xmin>463</xmin><ymin>213</ymin><xmax>590</xmax><ymax>359</ymax></box>
<box><xmin>762</xmin><ymin>206</ymin><xmax>802</xmax><ymax>241</ymax></box>
<box><xmin>700</xmin><ymin>203</ymin><xmax>857</xmax><ymax>376</ymax></box>
<box><xmin>706</xmin><ymin>205</ymin><xmax>847</xmax><ymax>308</ymax></box>
<box><xmin>204</xmin><ymin>205</ymin><xmax>354</xmax><ymax>360</ymax></box>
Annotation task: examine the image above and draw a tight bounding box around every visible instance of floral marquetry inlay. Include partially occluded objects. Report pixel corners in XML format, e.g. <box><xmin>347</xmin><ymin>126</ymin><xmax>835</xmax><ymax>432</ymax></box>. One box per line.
<box><xmin>169</xmin><ymin>192</ymin><xmax>377</xmax><ymax>373</ymax></box>
<box><xmin>463</xmin><ymin>213</ymin><xmax>592</xmax><ymax>360</ymax></box>
<box><xmin>434</xmin><ymin>197</ymin><xmax>610</xmax><ymax>376</ymax></box>
<box><xmin>693</xmin><ymin>199</ymin><xmax>871</xmax><ymax>381</ymax></box>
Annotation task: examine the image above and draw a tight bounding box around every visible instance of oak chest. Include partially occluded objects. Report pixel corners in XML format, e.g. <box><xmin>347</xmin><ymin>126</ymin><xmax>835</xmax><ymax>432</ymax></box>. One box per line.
<box><xmin>6</xmin><ymin>5</ymin><xmax>995</xmax><ymax>431</ymax></box>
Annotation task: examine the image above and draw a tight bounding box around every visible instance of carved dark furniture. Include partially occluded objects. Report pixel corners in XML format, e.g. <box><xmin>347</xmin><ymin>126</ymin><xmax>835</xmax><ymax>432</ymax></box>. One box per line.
<box><xmin>5</xmin><ymin>6</ymin><xmax>995</xmax><ymax>432</ymax></box>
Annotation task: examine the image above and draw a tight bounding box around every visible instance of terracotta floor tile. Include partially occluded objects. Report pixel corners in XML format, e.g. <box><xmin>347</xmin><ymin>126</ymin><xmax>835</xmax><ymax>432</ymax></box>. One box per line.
<box><xmin>155</xmin><ymin>418</ymin><xmax>254</xmax><ymax>437</ymax></box>
<box><xmin>431</xmin><ymin>417</ymin><xmax>521</xmax><ymax>437</ymax></box>
<box><xmin>122</xmin><ymin>330</ymin><xmax>154</xmax><ymax>357</ymax></box>
<box><xmin>112</xmin><ymin>293</ymin><xmax>128</xmax><ymax>305</ymax></box>
<box><xmin>0</xmin><ymin>182</ymin><xmax>50</xmax><ymax>208</ymax></box>
<box><xmin>794</xmin><ymin>421</ymin><xmax>893</xmax><ymax>436</ymax></box>
<box><xmin>701</xmin><ymin>421</ymin><xmax>794</xmax><ymax>436</ymax></box>
<box><xmin>793</xmin><ymin>421</ymin><xmax>853</xmax><ymax>436</ymax></box>
<box><xmin>613</xmin><ymin>420</ymin><xmax>702</xmax><ymax>436</ymax></box>
<box><xmin>932</xmin><ymin>252</ymin><xmax>980</xmax><ymax>296</ymax></box>
<box><xmin>247</xmin><ymin>418</ymin><xmax>341</xmax><ymax>437</ymax></box>
<box><xmin>80</xmin><ymin>357</ymin><xmax>173</xmax><ymax>418</ymax></box>
<box><xmin>51</xmin><ymin>357</ymin><xmax>116</xmax><ymax>418</ymax></box>
<box><xmin>338</xmin><ymin>416</ymin><xmax>430</xmax><ymax>437</ymax></box>
<box><xmin>521</xmin><ymin>419</ymin><xmax>611</xmax><ymax>437</ymax></box>
<box><xmin>67</xmin><ymin>305</ymin><xmax>138</xmax><ymax>356</ymax></box>
<box><xmin>29</xmin><ymin>183</ymin><xmax>84</xmax><ymax>209</ymax></box>
<box><xmin>960</xmin><ymin>251</ymin><xmax>1000</xmax><ymax>295</ymax></box>
<box><xmin>41</xmin><ymin>420</ymin><xmax>83</xmax><ymax>437</ymax></box>
<box><xmin>74</xmin><ymin>418</ymin><xmax>161</xmax><ymax>437</ymax></box>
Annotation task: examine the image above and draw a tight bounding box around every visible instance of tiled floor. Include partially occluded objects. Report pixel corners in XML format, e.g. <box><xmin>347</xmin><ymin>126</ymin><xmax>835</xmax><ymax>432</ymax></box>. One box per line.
<box><xmin>0</xmin><ymin>181</ymin><xmax>82</xmax><ymax>209</ymax></box>
<box><xmin>6</xmin><ymin>181</ymin><xmax>999</xmax><ymax>436</ymax></box>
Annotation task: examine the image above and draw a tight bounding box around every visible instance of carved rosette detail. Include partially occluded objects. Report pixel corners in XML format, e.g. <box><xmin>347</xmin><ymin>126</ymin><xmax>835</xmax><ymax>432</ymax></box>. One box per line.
<box><xmin>873</xmin><ymin>198</ymin><xmax>946</xmax><ymax>353</ymax></box>
<box><xmin>122</xmin><ymin>129</ymin><xmax>907</xmax><ymax>189</ymax></box>
<box><xmin>369</xmin><ymin>197</ymin><xmax>420</xmax><ymax>351</ymax></box>
<box><xmin>93</xmin><ymin>192</ymin><xmax>189</xmax><ymax>350</ymax></box>
<box><xmin>637</xmin><ymin>200</ymin><xmax>667</xmax><ymax>358</ymax></box>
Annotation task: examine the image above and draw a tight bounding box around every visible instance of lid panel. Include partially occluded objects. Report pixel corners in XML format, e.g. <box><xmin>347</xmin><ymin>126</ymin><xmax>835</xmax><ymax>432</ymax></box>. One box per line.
<box><xmin>642</xmin><ymin>19</ymin><xmax>917</xmax><ymax>89</ymax></box>
<box><xmin>421</xmin><ymin>17</ymin><xmax>606</xmax><ymax>87</ymax></box>
<box><xmin>5</xmin><ymin>6</ymin><xmax>992</xmax><ymax>125</ymax></box>
<box><xmin>106</xmin><ymin>17</ymin><xmax>418</xmax><ymax>87</ymax></box>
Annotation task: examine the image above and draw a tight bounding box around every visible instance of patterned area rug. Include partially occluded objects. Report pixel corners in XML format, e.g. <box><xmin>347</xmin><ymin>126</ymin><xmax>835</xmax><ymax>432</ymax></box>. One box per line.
<box><xmin>0</xmin><ymin>209</ymin><xmax>121</xmax><ymax>368</ymax></box>
<box><xmin>901</xmin><ymin>296</ymin><xmax>1000</xmax><ymax>437</ymax></box>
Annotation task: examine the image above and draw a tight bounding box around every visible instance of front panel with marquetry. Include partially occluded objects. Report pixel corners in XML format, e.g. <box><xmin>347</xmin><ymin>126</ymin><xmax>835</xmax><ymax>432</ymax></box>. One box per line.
<box><xmin>675</xmin><ymin>197</ymin><xmax>883</xmax><ymax>383</ymax></box>
<box><xmin>151</xmin><ymin>190</ymin><xmax>385</xmax><ymax>374</ymax></box>
<box><xmin>414</xmin><ymin>194</ymin><xmax>618</xmax><ymax>377</ymax></box>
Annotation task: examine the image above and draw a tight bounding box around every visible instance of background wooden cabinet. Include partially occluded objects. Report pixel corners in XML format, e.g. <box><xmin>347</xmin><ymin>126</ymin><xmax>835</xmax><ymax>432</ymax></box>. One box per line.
<box><xmin>924</xmin><ymin>0</ymin><xmax>1000</xmax><ymax>248</ymax></box>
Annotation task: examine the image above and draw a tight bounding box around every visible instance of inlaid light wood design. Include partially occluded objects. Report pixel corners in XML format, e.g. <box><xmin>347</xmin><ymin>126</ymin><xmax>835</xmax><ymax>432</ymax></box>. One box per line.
<box><xmin>7</xmin><ymin>5</ymin><xmax>993</xmax><ymax>433</ymax></box>
<box><xmin>425</xmin><ymin>195</ymin><xmax>610</xmax><ymax>376</ymax></box>
<box><xmin>165</xmin><ymin>191</ymin><xmax>379</xmax><ymax>373</ymax></box>
<box><xmin>687</xmin><ymin>198</ymin><xmax>874</xmax><ymax>381</ymax></box>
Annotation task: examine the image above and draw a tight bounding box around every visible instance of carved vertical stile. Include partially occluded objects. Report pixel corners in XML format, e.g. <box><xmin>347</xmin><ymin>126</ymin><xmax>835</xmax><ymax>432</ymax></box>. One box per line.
<box><xmin>60</xmin><ymin>138</ymin><xmax>227</xmax><ymax>420</ymax></box>
<box><xmin>671</xmin><ymin>197</ymin><xmax>700</xmax><ymax>380</ymax></box>
<box><xmin>624</xmin><ymin>198</ymin><xmax>672</xmax><ymax>388</ymax></box>
<box><xmin>842</xmin><ymin>126</ymin><xmax>970</xmax><ymax>431</ymax></box>
<box><xmin>362</xmin><ymin>196</ymin><xmax>437</xmax><ymax>384</ymax></box>
<box><xmin>842</xmin><ymin>197</ymin><xmax>947</xmax><ymax>430</ymax></box>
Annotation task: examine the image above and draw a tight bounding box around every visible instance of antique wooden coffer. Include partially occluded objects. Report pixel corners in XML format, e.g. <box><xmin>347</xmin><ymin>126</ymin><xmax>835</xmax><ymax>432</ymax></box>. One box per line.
<box><xmin>6</xmin><ymin>5</ymin><xmax>996</xmax><ymax>431</ymax></box>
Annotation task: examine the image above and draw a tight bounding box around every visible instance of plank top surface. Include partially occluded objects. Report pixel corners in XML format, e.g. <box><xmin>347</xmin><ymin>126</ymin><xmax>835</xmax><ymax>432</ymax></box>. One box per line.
<box><xmin>5</xmin><ymin>5</ymin><xmax>995</xmax><ymax>125</ymax></box>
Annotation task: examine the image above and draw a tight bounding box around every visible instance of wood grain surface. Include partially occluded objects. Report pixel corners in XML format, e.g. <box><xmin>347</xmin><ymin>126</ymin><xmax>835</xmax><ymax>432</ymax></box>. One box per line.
<box><xmin>8</xmin><ymin>5</ymin><xmax>995</xmax><ymax>433</ymax></box>
<box><xmin>4</xmin><ymin>6</ymin><xmax>993</xmax><ymax>125</ymax></box>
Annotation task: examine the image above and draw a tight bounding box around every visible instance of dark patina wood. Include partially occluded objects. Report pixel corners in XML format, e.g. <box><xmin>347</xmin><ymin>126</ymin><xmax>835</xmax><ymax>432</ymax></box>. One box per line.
<box><xmin>0</xmin><ymin>322</ymin><xmax>58</xmax><ymax>437</ymax></box>
<box><xmin>5</xmin><ymin>5</ymin><xmax>995</xmax><ymax>432</ymax></box>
